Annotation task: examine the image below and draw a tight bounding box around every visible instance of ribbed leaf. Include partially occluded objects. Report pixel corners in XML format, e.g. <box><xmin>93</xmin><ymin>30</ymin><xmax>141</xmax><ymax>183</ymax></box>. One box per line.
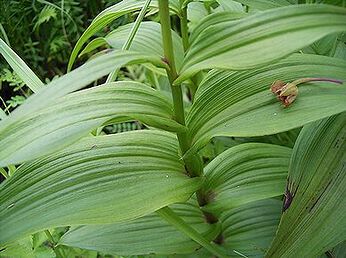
<box><xmin>203</xmin><ymin>143</ymin><xmax>291</xmax><ymax>214</ymax></box>
<box><xmin>221</xmin><ymin>199</ymin><xmax>282</xmax><ymax>257</ymax></box>
<box><xmin>0</xmin><ymin>130</ymin><xmax>201</xmax><ymax>244</ymax></box>
<box><xmin>0</xmin><ymin>38</ymin><xmax>44</xmax><ymax>93</ymax></box>
<box><xmin>59</xmin><ymin>202</ymin><xmax>219</xmax><ymax>256</ymax></box>
<box><xmin>104</xmin><ymin>21</ymin><xmax>184</xmax><ymax>70</ymax></box>
<box><xmin>266</xmin><ymin>113</ymin><xmax>346</xmax><ymax>257</ymax></box>
<box><xmin>67</xmin><ymin>0</ymin><xmax>179</xmax><ymax>71</ymax></box>
<box><xmin>176</xmin><ymin>4</ymin><xmax>346</xmax><ymax>83</ymax></box>
<box><xmin>233</xmin><ymin>0</ymin><xmax>291</xmax><ymax>10</ymax></box>
<box><xmin>186</xmin><ymin>54</ymin><xmax>346</xmax><ymax>153</ymax></box>
<box><xmin>190</xmin><ymin>12</ymin><xmax>246</xmax><ymax>45</ymax></box>
<box><xmin>0</xmin><ymin>81</ymin><xmax>183</xmax><ymax>167</ymax></box>
<box><xmin>0</xmin><ymin>51</ymin><xmax>167</xmax><ymax>167</ymax></box>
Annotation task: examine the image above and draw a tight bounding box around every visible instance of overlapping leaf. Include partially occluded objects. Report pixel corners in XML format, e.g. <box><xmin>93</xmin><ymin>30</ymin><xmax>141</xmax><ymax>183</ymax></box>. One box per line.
<box><xmin>203</xmin><ymin>143</ymin><xmax>291</xmax><ymax>214</ymax></box>
<box><xmin>233</xmin><ymin>0</ymin><xmax>291</xmax><ymax>10</ymax></box>
<box><xmin>0</xmin><ymin>81</ymin><xmax>183</xmax><ymax>167</ymax></box>
<box><xmin>190</xmin><ymin>11</ymin><xmax>246</xmax><ymax>44</ymax></box>
<box><xmin>82</xmin><ymin>21</ymin><xmax>184</xmax><ymax>71</ymax></box>
<box><xmin>0</xmin><ymin>130</ymin><xmax>201</xmax><ymax>244</ymax></box>
<box><xmin>266</xmin><ymin>113</ymin><xmax>346</xmax><ymax>257</ymax></box>
<box><xmin>186</xmin><ymin>54</ymin><xmax>346</xmax><ymax>153</ymax></box>
<box><xmin>221</xmin><ymin>199</ymin><xmax>282</xmax><ymax>257</ymax></box>
<box><xmin>175</xmin><ymin>4</ymin><xmax>346</xmax><ymax>83</ymax></box>
<box><xmin>68</xmin><ymin>0</ymin><xmax>180</xmax><ymax>71</ymax></box>
<box><xmin>59</xmin><ymin>202</ymin><xmax>219</xmax><ymax>256</ymax></box>
<box><xmin>0</xmin><ymin>38</ymin><xmax>44</xmax><ymax>93</ymax></box>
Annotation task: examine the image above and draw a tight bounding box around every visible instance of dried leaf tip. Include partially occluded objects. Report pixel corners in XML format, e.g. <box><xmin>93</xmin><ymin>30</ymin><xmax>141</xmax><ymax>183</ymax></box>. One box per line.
<box><xmin>271</xmin><ymin>77</ymin><xmax>343</xmax><ymax>107</ymax></box>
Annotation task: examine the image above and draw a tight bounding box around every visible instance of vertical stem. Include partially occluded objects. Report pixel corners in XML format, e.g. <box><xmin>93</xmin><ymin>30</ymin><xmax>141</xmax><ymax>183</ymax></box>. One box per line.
<box><xmin>158</xmin><ymin>0</ymin><xmax>192</xmax><ymax>157</ymax></box>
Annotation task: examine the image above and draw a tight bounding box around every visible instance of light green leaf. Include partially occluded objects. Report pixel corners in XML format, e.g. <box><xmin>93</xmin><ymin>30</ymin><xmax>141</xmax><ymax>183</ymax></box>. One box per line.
<box><xmin>0</xmin><ymin>130</ymin><xmax>201</xmax><ymax>244</ymax></box>
<box><xmin>233</xmin><ymin>0</ymin><xmax>291</xmax><ymax>10</ymax></box>
<box><xmin>0</xmin><ymin>38</ymin><xmax>44</xmax><ymax>93</ymax></box>
<box><xmin>221</xmin><ymin>199</ymin><xmax>282</xmax><ymax>257</ymax></box>
<box><xmin>203</xmin><ymin>143</ymin><xmax>291</xmax><ymax>214</ymax></box>
<box><xmin>59</xmin><ymin>202</ymin><xmax>219</xmax><ymax>256</ymax></box>
<box><xmin>190</xmin><ymin>11</ymin><xmax>247</xmax><ymax>45</ymax></box>
<box><xmin>67</xmin><ymin>0</ymin><xmax>179</xmax><ymax>71</ymax></box>
<box><xmin>266</xmin><ymin>113</ymin><xmax>346</xmax><ymax>257</ymax></box>
<box><xmin>0</xmin><ymin>81</ymin><xmax>183</xmax><ymax>167</ymax></box>
<box><xmin>186</xmin><ymin>54</ymin><xmax>346</xmax><ymax>154</ymax></box>
<box><xmin>103</xmin><ymin>21</ymin><xmax>184</xmax><ymax>70</ymax></box>
<box><xmin>176</xmin><ymin>4</ymin><xmax>346</xmax><ymax>83</ymax></box>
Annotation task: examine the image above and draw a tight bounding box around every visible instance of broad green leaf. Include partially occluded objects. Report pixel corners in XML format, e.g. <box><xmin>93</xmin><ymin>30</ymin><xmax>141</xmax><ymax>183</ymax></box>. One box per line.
<box><xmin>0</xmin><ymin>130</ymin><xmax>201</xmax><ymax>244</ymax></box>
<box><xmin>266</xmin><ymin>113</ymin><xmax>346</xmax><ymax>257</ymax></box>
<box><xmin>67</xmin><ymin>0</ymin><xmax>179</xmax><ymax>71</ymax></box>
<box><xmin>190</xmin><ymin>11</ymin><xmax>247</xmax><ymax>45</ymax></box>
<box><xmin>0</xmin><ymin>81</ymin><xmax>183</xmax><ymax>167</ymax></box>
<box><xmin>203</xmin><ymin>143</ymin><xmax>291</xmax><ymax>214</ymax></box>
<box><xmin>221</xmin><ymin>199</ymin><xmax>282</xmax><ymax>257</ymax></box>
<box><xmin>215</xmin><ymin>0</ymin><xmax>244</xmax><ymax>12</ymax></box>
<box><xmin>59</xmin><ymin>202</ymin><xmax>219</xmax><ymax>256</ymax></box>
<box><xmin>186</xmin><ymin>54</ymin><xmax>346</xmax><ymax>154</ymax></box>
<box><xmin>3</xmin><ymin>51</ymin><xmax>165</xmax><ymax>124</ymax></box>
<box><xmin>233</xmin><ymin>0</ymin><xmax>291</xmax><ymax>10</ymax></box>
<box><xmin>104</xmin><ymin>21</ymin><xmax>184</xmax><ymax>70</ymax></box>
<box><xmin>0</xmin><ymin>38</ymin><xmax>44</xmax><ymax>93</ymax></box>
<box><xmin>175</xmin><ymin>4</ymin><xmax>346</xmax><ymax>83</ymax></box>
<box><xmin>79</xmin><ymin>38</ymin><xmax>108</xmax><ymax>57</ymax></box>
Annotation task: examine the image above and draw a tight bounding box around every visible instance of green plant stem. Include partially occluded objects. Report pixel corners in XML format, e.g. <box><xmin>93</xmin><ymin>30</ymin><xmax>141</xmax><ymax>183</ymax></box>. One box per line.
<box><xmin>180</xmin><ymin>7</ymin><xmax>189</xmax><ymax>52</ymax></box>
<box><xmin>44</xmin><ymin>230</ymin><xmax>65</xmax><ymax>258</ymax></box>
<box><xmin>292</xmin><ymin>77</ymin><xmax>343</xmax><ymax>85</ymax></box>
<box><xmin>106</xmin><ymin>0</ymin><xmax>152</xmax><ymax>82</ymax></box>
<box><xmin>157</xmin><ymin>207</ymin><xmax>228</xmax><ymax>258</ymax></box>
<box><xmin>159</xmin><ymin>0</ymin><xmax>202</xmax><ymax>177</ymax></box>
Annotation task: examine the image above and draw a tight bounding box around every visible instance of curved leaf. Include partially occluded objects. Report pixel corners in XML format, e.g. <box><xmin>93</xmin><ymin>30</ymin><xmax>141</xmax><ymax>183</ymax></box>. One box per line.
<box><xmin>0</xmin><ymin>38</ymin><xmax>44</xmax><ymax>93</ymax></box>
<box><xmin>203</xmin><ymin>143</ymin><xmax>291</xmax><ymax>214</ymax></box>
<box><xmin>0</xmin><ymin>81</ymin><xmax>183</xmax><ymax>167</ymax></box>
<box><xmin>233</xmin><ymin>0</ymin><xmax>291</xmax><ymax>10</ymax></box>
<box><xmin>266</xmin><ymin>113</ymin><xmax>346</xmax><ymax>257</ymax></box>
<box><xmin>190</xmin><ymin>11</ymin><xmax>246</xmax><ymax>45</ymax></box>
<box><xmin>0</xmin><ymin>130</ymin><xmax>201</xmax><ymax>244</ymax></box>
<box><xmin>67</xmin><ymin>0</ymin><xmax>180</xmax><ymax>71</ymax></box>
<box><xmin>103</xmin><ymin>21</ymin><xmax>184</xmax><ymax>70</ymax></box>
<box><xmin>186</xmin><ymin>54</ymin><xmax>346</xmax><ymax>153</ymax></box>
<box><xmin>59</xmin><ymin>202</ymin><xmax>219</xmax><ymax>256</ymax></box>
<box><xmin>221</xmin><ymin>199</ymin><xmax>282</xmax><ymax>257</ymax></box>
<box><xmin>176</xmin><ymin>4</ymin><xmax>346</xmax><ymax>83</ymax></box>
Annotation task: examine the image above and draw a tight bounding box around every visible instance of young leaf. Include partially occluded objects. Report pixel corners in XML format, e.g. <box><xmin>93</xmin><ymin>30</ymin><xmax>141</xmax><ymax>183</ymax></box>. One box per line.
<box><xmin>186</xmin><ymin>54</ymin><xmax>346</xmax><ymax>153</ymax></box>
<box><xmin>0</xmin><ymin>130</ymin><xmax>201</xmax><ymax>244</ymax></box>
<box><xmin>266</xmin><ymin>113</ymin><xmax>346</xmax><ymax>257</ymax></box>
<box><xmin>176</xmin><ymin>4</ymin><xmax>346</xmax><ymax>83</ymax></box>
<box><xmin>203</xmin><ymin>143</ymin><xmax>291</xmax><ymax>214</ymax></box>
<box><xmin>0</xmin><ymin>38</ymin><xmax>44</xmax><ymax>93</ymax></box>
<box><xmin>0</xmin><ymin>81</ymin><xmax>183</xmax><ymax>167</ymax></box>
<box><xmin>59</xmin><ymin>202</ymin><xmax>219</xmax><ymax>256</ymax></box>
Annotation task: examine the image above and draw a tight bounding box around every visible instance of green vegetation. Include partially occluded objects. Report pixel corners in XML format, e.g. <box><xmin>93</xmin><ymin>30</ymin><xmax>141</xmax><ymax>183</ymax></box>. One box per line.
<box><xmin>0</xmin><ymin>0</ymin><xmax>345</xmax><ymax>257</ymax></box>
